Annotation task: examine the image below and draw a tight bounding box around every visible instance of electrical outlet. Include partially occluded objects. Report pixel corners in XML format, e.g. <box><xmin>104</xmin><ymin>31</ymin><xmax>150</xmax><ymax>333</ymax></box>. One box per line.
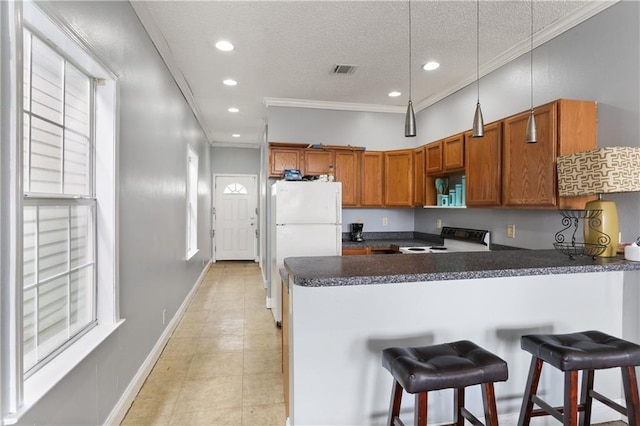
<box><xmin>507</xmin><ymin>224</ymin><xmax>516</xmax><ymax>239</ymax></box>
<box><xmin>436</xmin><ymin>219</ymin><xmax>442</xmax><ymax>229</ymax></box>
<box><xmin>356</xmin><ymin>217</ymin><xmax>363</xmax><ymax>223</ymax></box>
<box><xmin>382</xmin><ymin>217</ymin><xmax>388</xmax><ymax>226</ymax></box>
<box><xmin>162</xmin><ymin>309</ymin><xmax>166</xmax><ymax>325</ymax></box>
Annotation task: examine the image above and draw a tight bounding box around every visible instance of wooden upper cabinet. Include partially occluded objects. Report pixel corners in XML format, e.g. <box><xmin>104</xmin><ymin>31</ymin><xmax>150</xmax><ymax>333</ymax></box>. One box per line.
<box><xmin>465</xmin><ymin>122</ymin><xmax>503</xmax><ymax>207</ymax></box>
<box><xmin>426</xmin><ymin>141</ymin><xmax>443</xmax><ymax>175</ymax></box>
<box><xmin>303</xmin><ymin>149</ymin><xmax>334</xmax><ymax>175</ymax></box>
<box><xmin>555</xmin><ymin>99</ymin><xmax>598</xmax><ymax>209</ymax></box>
<box><xmin>360</xmin><ymin>151</ymin><xmax>384</xmax><ymax>207</ymax></box>
<box><xmin>443</xmin><ymin>133</ymin><xmax>465</xmax><ymax>171</ymax></box>
<box><xmin>503</xmin><ymin>103</ymin><xmax>557</xmax><ymax>207</ymax></box>
<box><xmin>270</xmin><ymin>147</ymin><xmax>302</xmax><ymax>178</ymax></box>
<box><xmin>384</xmin><ymin>149</ymin><xmax>413</xmax><ymax>207</ymax></box>
<box><xmin>334</xmin><ymin>150</ymin><xmax>360</xmax><ymax>207</ymax></box>
<box><xmin>412</xmin><ymin>147</ymin><xmax>425</xmax><ymax>206</ymax></box>
<box><xmin>502</xmin><ymin>99</ymin><xmax>596</xmax><ymax>209</ymax></box>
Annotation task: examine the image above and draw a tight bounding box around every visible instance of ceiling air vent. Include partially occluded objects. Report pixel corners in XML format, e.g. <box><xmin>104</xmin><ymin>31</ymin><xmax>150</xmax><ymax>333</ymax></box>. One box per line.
<box><xmin>331</xmin><ymin>64</ymin><xmax>358</xmax><ymax>75</ymax></box>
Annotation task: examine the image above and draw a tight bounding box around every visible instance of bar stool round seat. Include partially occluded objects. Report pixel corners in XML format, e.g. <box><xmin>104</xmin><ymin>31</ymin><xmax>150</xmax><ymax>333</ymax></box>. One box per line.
<box><xmin>382</xmin><ymin>340</ymin><xmax>508</xmax><ymax>426</ymax></box>
<box><xmin>518</xmin><ymin>330</ymin><xmax>640</xmax><ymax>426</ymax></box>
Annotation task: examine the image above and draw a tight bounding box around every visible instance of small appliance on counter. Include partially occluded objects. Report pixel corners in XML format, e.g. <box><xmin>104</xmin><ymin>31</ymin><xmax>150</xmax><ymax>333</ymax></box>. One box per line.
<box><xmin>283</xmin><ymin>168</ymin><xmax>302</xmax><ymax>181</ymax></box>
<box><xmin>350</xmin><ymin>223</ymin><xmax>364</xmax><ymax>242</ymax></box>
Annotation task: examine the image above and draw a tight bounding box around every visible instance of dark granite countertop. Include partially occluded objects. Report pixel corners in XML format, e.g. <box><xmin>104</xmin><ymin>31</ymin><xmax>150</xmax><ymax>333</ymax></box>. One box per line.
<box><xmin>284</xmin><ymin>249</ymin><xmax>640</xmax><ymax>287</ymax></box>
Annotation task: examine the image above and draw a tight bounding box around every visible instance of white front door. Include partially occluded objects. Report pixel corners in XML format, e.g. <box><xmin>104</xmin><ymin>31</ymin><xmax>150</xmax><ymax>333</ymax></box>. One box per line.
<box><xmin>214</xmin><ymin>175</ymin><xmax>258</xmax><ymax>261</ymax></box>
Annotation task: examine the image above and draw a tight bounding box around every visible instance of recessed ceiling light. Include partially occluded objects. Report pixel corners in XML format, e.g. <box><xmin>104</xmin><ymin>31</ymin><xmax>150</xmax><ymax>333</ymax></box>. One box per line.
<box><xmin>388</xmin><ymin>91</ymin><xmax>402</xmax><ymax>97</ymax></box>
<box><xmin>223</xmin><ymin>79</ymin><xmax>237</xmax><ymax>86</ymax></box>
<box><xmin>232</xmin><ymin>134</ymin><xmax>240</xmax><ymax>138</ymax></box>
<box><xmin>228</xmin><ymin>107</ymin><xmax>239</xmax><ymax>113</ymax></box>
<box><xmin>423</xmin><ymin>61</ymin><xmax>440</xmax><ymax>71</ymax></box>
<box><xmin>215</xmin><ymin>40</ymin><xmax>234</xmax><ymax>52</ymax></box>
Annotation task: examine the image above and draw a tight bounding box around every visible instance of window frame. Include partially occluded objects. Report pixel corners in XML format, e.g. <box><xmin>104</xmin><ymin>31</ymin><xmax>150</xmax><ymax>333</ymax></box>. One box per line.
<box><xmin>22</xmin><ymin>28</ymin><xmax>99</xmax><ymax>376</ymax></box>
<box><xmin>186</xmin><ymin>145</ymin><xmax>199</xmax><ymax>260</ymax></box>
<box><xmin>2</xmin><ymin>1</ymin><xmax>122</xmax><ymax>422</ymax></box>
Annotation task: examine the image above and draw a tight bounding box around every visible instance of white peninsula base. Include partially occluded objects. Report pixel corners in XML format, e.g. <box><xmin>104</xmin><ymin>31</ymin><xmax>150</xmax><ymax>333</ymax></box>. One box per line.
<box><xmin>287</xmin><ymin>272</ymin><xmax>626</xmax><ymax>426</ymax></box>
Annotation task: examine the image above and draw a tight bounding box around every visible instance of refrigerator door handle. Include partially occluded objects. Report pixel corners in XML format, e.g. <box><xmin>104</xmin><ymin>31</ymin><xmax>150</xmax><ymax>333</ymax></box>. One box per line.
<box><xmin>335</xmin><ymin>191</ymin><xmax>342</xmax><ymax>224</ymax></box>
<box><xmin>336</xmin><ymin>226</ymin><xmax>342</xmax><ymax>254</ymax></box>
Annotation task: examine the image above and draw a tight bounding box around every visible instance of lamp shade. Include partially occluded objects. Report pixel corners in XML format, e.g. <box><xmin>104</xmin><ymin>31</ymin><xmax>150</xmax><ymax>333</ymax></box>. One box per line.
<box><xmin>557</xmin><ymin>147</ymin><xmax>640</xmax><ymax>197</ymax></box>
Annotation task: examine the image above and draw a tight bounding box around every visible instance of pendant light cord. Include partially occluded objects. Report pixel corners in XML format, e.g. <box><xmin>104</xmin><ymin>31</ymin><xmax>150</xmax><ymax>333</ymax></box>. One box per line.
<box><xmin>530</xmin><ymin>0</ymin><xmax>534</xmax><ymax>111</ymax></box>
<box><xmin>476</xmin><ymin>0</ymin><xmax>480</xmax><ymax>103</ymax></box>
<box><xmin>408</xmin><ymin>0</ymin><xmax>412</xmax><ymax>102</ymax></box>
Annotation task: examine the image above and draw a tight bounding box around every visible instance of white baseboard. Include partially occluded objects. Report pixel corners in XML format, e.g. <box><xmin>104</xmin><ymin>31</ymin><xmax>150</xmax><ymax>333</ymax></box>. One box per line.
<box><xmin>104</xmin><ymin>261</ymin><xmax>212</xmax><ymax>425</ymax></box>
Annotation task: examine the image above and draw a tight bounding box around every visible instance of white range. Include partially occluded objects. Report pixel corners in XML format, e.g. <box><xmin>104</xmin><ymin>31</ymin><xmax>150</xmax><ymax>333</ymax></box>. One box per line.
<box><xmin>398</xmin><ymin>226</ymin><xmax>490</xmax><ymax>254</ymax></box>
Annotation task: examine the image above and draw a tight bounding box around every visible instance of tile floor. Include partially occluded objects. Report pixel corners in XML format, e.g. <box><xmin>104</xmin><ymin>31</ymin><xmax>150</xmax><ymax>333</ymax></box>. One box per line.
<box><xmin>121</xmin><ymin>261</ymin><xmax>285</xmax><ymax>425</ymax></box>
<box><xmin>120</xmin><ymin>261</ymin><xmax>629</xmax><ymax>426</ymax></box>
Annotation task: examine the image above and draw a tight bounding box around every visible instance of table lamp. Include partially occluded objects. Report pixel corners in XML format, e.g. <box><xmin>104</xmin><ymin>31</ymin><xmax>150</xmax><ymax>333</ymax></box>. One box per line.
<box><xmin>557</xmin><ymin>147</ymin><xmax>640</xmax><ymax>257</ymax></box>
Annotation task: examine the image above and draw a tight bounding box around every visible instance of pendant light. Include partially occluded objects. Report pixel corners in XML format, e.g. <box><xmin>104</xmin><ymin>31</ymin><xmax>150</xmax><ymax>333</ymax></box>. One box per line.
<box><xmin>471</xmin><ymin>0</ymin><xmax>484</xmax><ymax>138</ymax></box>
<box><xmin>525</xmin><ymin>0</ymin><xmax>537</xmax><ymax>143</ymax></box>
<box><xmin>404</xmin><ymin>0</ymin><xmax>416</xmax><ymax>137</ymax></box>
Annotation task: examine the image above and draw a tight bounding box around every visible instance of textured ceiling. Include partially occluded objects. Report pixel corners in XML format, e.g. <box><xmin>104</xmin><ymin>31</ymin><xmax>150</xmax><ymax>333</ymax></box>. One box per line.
<box><xmin>132</xmin><ymin>0</ymin><xmax>617</xmax><ymax>147</ymax></box>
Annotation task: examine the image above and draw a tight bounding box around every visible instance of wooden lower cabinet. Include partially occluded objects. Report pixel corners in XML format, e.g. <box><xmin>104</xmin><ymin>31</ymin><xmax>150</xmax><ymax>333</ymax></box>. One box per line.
<box><xmin>503</xmin><ymin>99</ymin><xmax>596</xmax><ymax>209</ymax></box>
<box><xmin>342</xmin><ymin>247</ymin><xmax>369</xmax><ymax>255</ymax></box>
<box><xmin>342</xmin><ymin>246</ymin><xmax>399</xmax><ymax>255</ymax></box>
<box><xmin>465</xmin><ymin>122</ymin><xmax>502</xmax><ymax>207</ymax></box>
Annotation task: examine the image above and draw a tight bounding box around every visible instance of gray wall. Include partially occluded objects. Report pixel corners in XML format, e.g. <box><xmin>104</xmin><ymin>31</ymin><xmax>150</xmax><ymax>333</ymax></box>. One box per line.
<box><xmin>4</xmin><ymin>2</ymin><xmax>212</xmax><ymax>424</ymax></box>
<box><xmin>267</xmin><ymin>107</ymin><xmax>417</xmax><ymax>232</ymax></box>
<box><xmin>414</xmin><ymin>0</ymin><xmax>640</xmax><ymax>249</ymax></box>
<box><xmin>211</xmin><ymin>146</ymin><xmax>260</xmax><ymax>175</ymax></box>
<box><xmin>267</xmin><ymin>107</ymin><xmax>412</xmax><ymax>152</ymax></box>
<box><xmin>267</xmin><ymin>1</ymin><xmax>640</xmax><ymax>247</ymax></box>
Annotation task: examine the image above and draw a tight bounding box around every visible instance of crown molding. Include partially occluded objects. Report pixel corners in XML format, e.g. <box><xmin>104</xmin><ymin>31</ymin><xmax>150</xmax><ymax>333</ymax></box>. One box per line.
<box><xmin>131</xmin><ymin>1</ymin><xmax>212</xmax><ymax>141</ymax></box>
<box><xmin>415</xmin><ymin>0</ymin><xmax>619</xmax><ymax>111</ymax></box>
<box><xmin>134</xmin><ymin>0</ymin><xmax>619</xmax><ymax>135</ymax></box>
<box><xmin>264</xmin><ymin>97</ymin><xmax>405</xmax><ymax>114</ymax></box>
<box><xmin>270</xmin><ymin>0</ymin><xmax>619</xmax><ymax>115</ymax></box>
<box><xmin>210</xmin><ymin>141</ymin><xmax>261</xmax><ymax>149</ymax></box>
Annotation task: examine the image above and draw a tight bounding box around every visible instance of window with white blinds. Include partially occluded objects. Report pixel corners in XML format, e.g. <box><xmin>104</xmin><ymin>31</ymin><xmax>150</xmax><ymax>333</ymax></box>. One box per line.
<box><xmin>186</xmin><ymin>146</ymin><xmax>199</xmax><ymax>259</ymax></box>
<box><xmin>22</xmin><ymin>29</ymin><xmax>97</xmax><ymax>374</ymax></box>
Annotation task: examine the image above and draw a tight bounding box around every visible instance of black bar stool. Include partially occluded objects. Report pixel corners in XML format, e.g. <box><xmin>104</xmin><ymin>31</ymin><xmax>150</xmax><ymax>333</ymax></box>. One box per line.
<box><xmin>518</xmin><ymin>330</ymin><xmax>640</xmax><ymax>426</ymax></box>
<box><xmin>382</xmin><ymin>340</ymin><xmax>508</xmax><ymax>426</ymax></box>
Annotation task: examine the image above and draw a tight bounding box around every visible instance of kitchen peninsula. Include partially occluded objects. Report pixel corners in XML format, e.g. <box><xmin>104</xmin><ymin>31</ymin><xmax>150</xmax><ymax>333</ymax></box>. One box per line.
<box><xmin>282</xmin><ymin>251</ymin><xmax>640</xmax><ymax>425</ymax></box>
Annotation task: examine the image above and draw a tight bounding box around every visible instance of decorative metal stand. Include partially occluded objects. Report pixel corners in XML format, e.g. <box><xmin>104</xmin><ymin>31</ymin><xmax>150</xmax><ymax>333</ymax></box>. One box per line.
<box><xmin>553</xmin><ymin>210</ymin><xmax>609</xmax><ymax>260</ymax></box>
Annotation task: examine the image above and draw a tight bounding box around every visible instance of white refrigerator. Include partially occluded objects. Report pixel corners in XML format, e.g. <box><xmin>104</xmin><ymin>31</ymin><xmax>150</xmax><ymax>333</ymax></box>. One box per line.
<box><xmin>270</xmin><ymin>181</ymin><xmax>342</xmax><ymax>324</ymax></box>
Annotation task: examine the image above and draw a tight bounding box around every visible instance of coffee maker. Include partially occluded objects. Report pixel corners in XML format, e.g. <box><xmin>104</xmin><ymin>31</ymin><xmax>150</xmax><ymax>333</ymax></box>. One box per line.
<box><xmin>350</xmin><ymin>223</ymin><xmax>364</xmax><ymax>242</ymax></box>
